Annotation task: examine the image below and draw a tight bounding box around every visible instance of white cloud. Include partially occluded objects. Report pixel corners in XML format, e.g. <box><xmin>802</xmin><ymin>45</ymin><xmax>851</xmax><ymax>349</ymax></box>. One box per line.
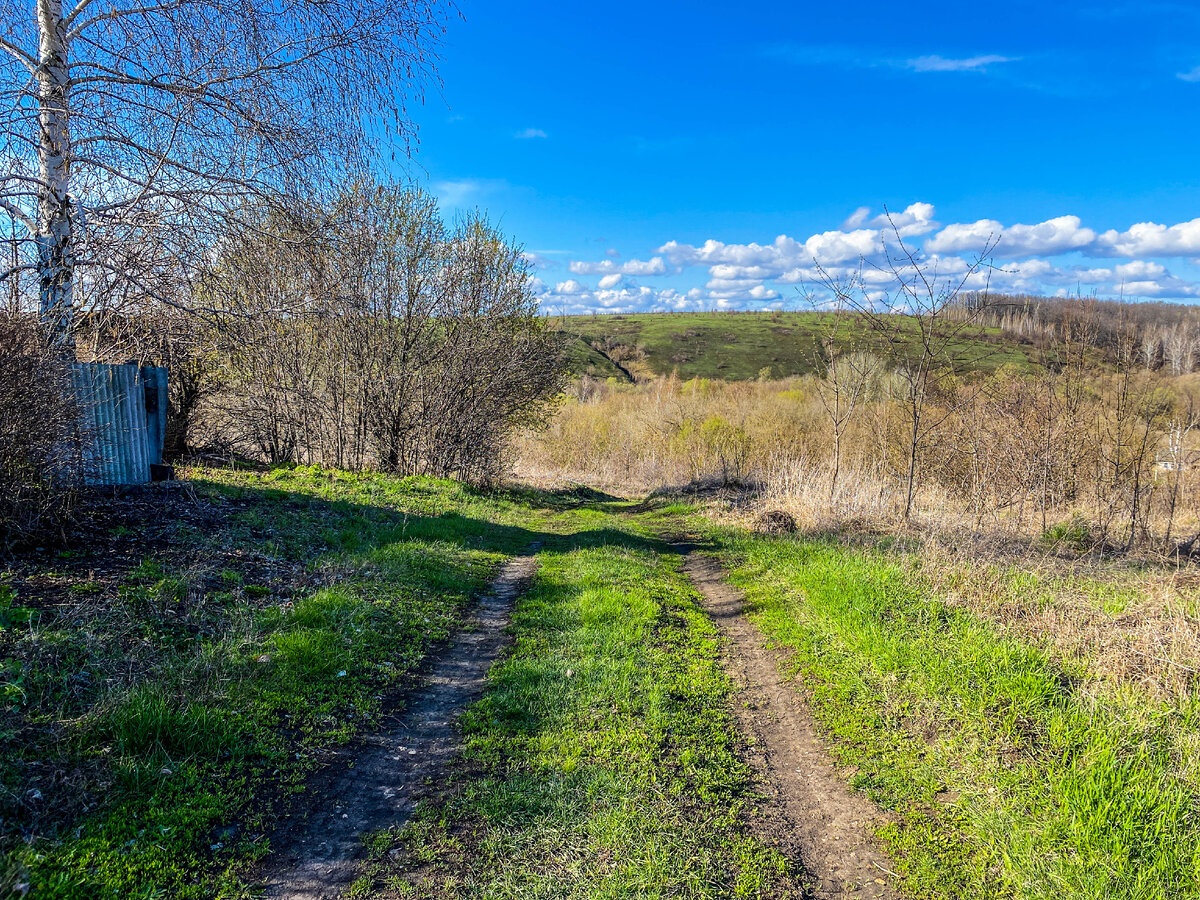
<box><xmin>764</xmin><ymin>44</ymin><xmax>1018</xmax><ymax>80</ymax></box>
<box><xmin>924</xmin><ymin>219</ymin><xmax>1003</xmax><ymax>254</ymax></box>
<box><xmin>522</xmin><ymin>251</ymin><xmax>558</xmax><ymax>270</ymax></box>
<box><xmin>537</xmin><ymin>283</ymin><xmax>698</xmax><ymax>315</ymax></box>
<box><xmin>803</xmin><ymin>228</ymin><xmax>884</xmax><ymax>264</ymax></box>
<box><xmin>515</xmin><ymin>128</ymin><xmax>548</xmax><ymax>139</ymax></box>
<box><xmin>569</xmin><ymin>256</ymin><xmax>667</xmax><ymax>276</ymax></box>
<box><xmin>1114</xmin><ymin>260</ymin><xmax>1167</xmax><ymax>280</ymax></box>
<box><xmin>906</xmin><ymin>54</ymin><xmax>1016</xmax><ymax>72</ymax></box>
<box><xmin>660</xmin><ymin>203</ymin><xmax>936</xmax><ymax>273</ymax></box>
<box><xmin>434</xmin><ymin>178</ymin><xmax>506</xmax><ymax>210</ymax></box>
<box><xmin>434</xmin><ymin>179</ymin><xmax>483</xmax><ymax>209</ymax></box>
<box><xmin>708</xmin><ymin>264</ymin><xmax>782</xmax><ymax>281</ymax></box>
<box><xmin>706</xmin><ymin>277</ymin><xmax>767</xmax><ymax>292</ymax></box>
<box><xmin>841</xmin><ymin>207</ymin><xmax>871</xmax><ymax>230</ymax></box>
<box><xmin>1001</xmin><ymin>216</ymin><xmax>1098</xmax><ymax>254</ymax></box>
<box><xmin>926</xmin><ymin>214</ymin><xmax>1200</xmax><ymax>260</ymax></box>
<box><xmin>1177</xmin><ymin>65</ymin><xmax>1200</xmax><ymax>82</ymax></box>
<box><xmin>747</xmin><ymin>284</ymin><xmax>781</xmax><ymax>300</ymax></box>
<box><xmin>1096</xmin><ymin>218</ymin><xmax>1200</xmax><ymax>257</ymax></box>
<box><xmin>556</xmin><ymin>203</ymin><xmax>1200</xmax><ymax>313</ymax></box>
<box><xmin>927</xmin><ymin>215</ymin><xmax>1096</xmax><ymax>257</ymax></box>
<box><xmin>868</xmin><ymin>202</ymin><xmax>939</xmax><ymax>237</ymax></box>
<box><xmin>553</xmin><ymin>279</ymin><xmax>587</xmax><ymax>295</ymax></box>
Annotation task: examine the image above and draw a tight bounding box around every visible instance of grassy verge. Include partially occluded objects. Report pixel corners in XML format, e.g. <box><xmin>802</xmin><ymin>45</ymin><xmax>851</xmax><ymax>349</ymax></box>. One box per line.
<box><xmin>707</xmin><ymin>527</ymin><xmax>1200</xmax><ymax>900</ymax></box>
<box><xmin>358</xmin><ymin>522</ymin><xmax>800</xmax><ymax>898</ymax></box>
<box><xmin>2</xmin><ymin>466</ymin><xmax>575</xmax><ymax>899</ymax></box>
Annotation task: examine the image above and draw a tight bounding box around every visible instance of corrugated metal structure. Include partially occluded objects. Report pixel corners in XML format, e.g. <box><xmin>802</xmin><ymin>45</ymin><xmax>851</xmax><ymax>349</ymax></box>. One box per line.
<box><xmin>70</xmin><ymin>363</ymin><xmax>169</xmax><ymax>485</ymax></box>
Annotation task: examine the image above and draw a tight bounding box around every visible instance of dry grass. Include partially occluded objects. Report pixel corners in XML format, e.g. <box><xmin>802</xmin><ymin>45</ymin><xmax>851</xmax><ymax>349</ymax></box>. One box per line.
<box><xmin>519</xmin><ymin>372</ymin><xmax>1200</xmax><ymax>546</ymax></box>
<box><xmin>914</xmin><ymin>536</ymin><xmax>1200</xmax><ymax>704</ymax></box>
<box><xmin>519</xmin><ymin>371</ymin><xmax>1200</xmax><ymax>716</ymax></box>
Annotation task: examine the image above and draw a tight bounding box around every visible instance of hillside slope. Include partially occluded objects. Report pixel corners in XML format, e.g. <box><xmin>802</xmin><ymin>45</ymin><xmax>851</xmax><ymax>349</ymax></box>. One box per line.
<box><xmin>560</xmin><ymin>311</ymin><xmax>1041</xmax><ymax>381</ymax></box>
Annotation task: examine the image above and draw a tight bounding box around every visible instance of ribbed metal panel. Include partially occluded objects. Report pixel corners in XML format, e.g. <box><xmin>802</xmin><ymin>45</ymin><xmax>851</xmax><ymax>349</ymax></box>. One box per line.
<box><xmin>70</xmin><ymin>363</ymin><xmax>167</xmax><ymax>485</ymax></box>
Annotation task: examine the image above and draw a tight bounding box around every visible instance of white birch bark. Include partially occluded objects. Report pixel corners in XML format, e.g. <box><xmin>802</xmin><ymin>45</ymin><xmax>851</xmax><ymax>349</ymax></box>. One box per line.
<box><xmin>35</xmin><ymin>0</ymin><xmax>73</xmax><ymax>344</ymax></box>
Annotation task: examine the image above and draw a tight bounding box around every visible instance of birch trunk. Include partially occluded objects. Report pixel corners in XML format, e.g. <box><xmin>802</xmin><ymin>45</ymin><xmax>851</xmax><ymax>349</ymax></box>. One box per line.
<box><xmin>35</xmin><ymin>0</ymin><xmax>73</xmax><ymax>346</ymax></box>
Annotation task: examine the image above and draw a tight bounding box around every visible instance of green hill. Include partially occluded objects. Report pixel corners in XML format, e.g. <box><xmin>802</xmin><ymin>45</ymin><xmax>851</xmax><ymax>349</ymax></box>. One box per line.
<box><xmin>558</xmin><ymin>311</ymin><xmax>1041</xmax><ymax>382</ymax></box>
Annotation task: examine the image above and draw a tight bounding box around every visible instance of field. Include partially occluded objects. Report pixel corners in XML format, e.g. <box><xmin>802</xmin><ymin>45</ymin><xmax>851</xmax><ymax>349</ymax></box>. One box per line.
<box><xmin>1</xmin><ymin>470</ymin><xmax>801</xmax><ymax>898</ymax></box>
<box><xmin>4</xmin><ymin>465</ymin><xmax>1198</xmax><ymax>898</ymax></box>
<box><xmin>558</xmin><ymin>311</ymin><xmax>1042</xmax><ymax>382</ymax></box>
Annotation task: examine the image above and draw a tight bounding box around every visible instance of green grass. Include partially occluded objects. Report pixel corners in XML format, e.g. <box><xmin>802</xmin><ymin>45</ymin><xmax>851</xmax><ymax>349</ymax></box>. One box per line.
<box><xmin>2</xmin><ymin>466</ymin><xmax>584</xmax><ymax>899</ymax></box>
<box><xmin>361</xmin><ymin>528</ymin><xmax>799</xmax><ymax>898</ymax></box>
<box><xmin>560</xmin><ymin>332</ymin><xmax>633</xmax><ymax>381</ymax></box>
<box><xmin>561</xmin><ymin>311</ymin><xmax>1039</xmax><ymax>381</ymax></box>
<box><xmin>706</xmin><ymin>527</ymin><xmax>1200</xmax><ymax>900</ymax></box>
<box><xmin>12</xmin><ymin>465</ymin><xmax>1197</xmax><ymax>898</ymax></box>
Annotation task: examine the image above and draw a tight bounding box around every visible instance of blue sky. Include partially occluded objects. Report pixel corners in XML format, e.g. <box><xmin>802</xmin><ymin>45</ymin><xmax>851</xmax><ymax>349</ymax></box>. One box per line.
<box><xmin>399</xmin><ymin>0</ymin><xmax>1200</xmax><ymax>312</ymax></box>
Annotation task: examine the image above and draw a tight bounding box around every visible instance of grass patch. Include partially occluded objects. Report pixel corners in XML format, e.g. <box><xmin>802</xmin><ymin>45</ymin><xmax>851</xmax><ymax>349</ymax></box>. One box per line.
<box><xmin>709</xmin><ymin>528</ymin><xmax>1200</xmax><ymax>900</ymax></box>
<box><xmin>563</xmin><ymin>310</ymin><xmax>1038</xmax><ymax>382</ymax></box>
<box><xmin>365</xmin><ymin>530</ymin><xmax>799</xmax><ymax>898</ymax></box>
<box><xmin>1</xmin><ymin>466</ymin><xmax>581</xmax><ymax>898</ymax></box>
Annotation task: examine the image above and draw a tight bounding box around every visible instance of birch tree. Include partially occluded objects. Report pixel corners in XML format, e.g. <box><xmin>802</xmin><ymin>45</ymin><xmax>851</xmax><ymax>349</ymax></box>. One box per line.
<box><xmin>0</xmin><ymin>0</ymin><xmax>449</xmax><ymax>346</ymax></box>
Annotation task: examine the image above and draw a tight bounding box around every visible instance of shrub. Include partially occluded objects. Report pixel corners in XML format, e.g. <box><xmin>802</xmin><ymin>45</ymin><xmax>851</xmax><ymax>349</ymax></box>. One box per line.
<box><xmin>0</xmin><ymin>314</ymin><xmax>86</xmax><ymax>545</ymax></box>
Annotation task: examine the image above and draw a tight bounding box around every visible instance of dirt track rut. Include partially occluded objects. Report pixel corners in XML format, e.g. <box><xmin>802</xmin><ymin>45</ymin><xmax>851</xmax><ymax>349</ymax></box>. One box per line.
<box><xmin>681</xmin><ymin>549</ymin><xmax>899</xmax><ymax>900</ymax></box>
<box><xmin>255</xmin><ymin>552</ymin><xmax>539</xmax><ymax>900</ymax></box>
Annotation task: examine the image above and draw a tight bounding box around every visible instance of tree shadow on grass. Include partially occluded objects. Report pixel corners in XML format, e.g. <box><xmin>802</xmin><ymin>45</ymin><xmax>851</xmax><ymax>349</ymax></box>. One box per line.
<box><xmin>1</xmin><ymin>470</ymin><xmax>676</xmax><ymax>895</ymax></box>
<box><xmin>191</xmin><ymin>471</ymin><xmax>676</xmax><ymax>565</ymax></box>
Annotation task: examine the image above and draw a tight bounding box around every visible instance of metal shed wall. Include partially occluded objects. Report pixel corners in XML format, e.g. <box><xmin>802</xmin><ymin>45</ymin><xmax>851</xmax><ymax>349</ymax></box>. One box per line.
<box><xmin>70</xmin><ymin>363</ymin><xmax>168</xmax><ymax>485</ymax></box>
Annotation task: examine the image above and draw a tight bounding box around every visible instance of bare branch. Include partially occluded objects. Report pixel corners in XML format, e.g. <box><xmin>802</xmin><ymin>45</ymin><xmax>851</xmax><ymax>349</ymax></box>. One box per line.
<box><xmin>0</xmin><ymin>37</ymin><xmax>36</xmax><ymax>72</ymax></box>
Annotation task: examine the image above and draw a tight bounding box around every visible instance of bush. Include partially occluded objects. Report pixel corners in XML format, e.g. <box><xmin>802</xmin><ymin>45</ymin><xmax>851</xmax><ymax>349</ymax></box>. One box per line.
<box><xmin>0</xmin><ymin>314</ymin><xmax>85</xmax><ymax>544</ymax></box>
<box><xmin>206</xmin><ymin>186</ymin><xmax>568</xmax><ymax>482</ymax></box>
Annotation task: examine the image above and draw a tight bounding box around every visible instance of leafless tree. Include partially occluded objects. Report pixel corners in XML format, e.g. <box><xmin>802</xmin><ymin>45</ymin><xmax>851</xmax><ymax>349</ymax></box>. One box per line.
<box><xmin>0</xmin><ymin>0</ymin><xmax>450</xmax><ymax>345</ymax></box>
<box><xmin>816</xmin><ymin>214</ymin><xmax>998</xmax><ymax>519</ymax></box>
<box><xmin>804</xmin><ymin>289</ymin><xmax>880</xmax><ymax>498</ymax></box>
<box><xmin>205</xmin><ymin>184</ymin><xmax>567</xmax><ymax>480</ymax></box>
<box><xmin>1163</xmin><ymin>387</ymin><xmax>1199</xmax><ymax>546</ymax></box>
<box><xmin>1164</xmin><ymin>323</ymin><xmax>1197</xmax><ymax>375</ymax></box>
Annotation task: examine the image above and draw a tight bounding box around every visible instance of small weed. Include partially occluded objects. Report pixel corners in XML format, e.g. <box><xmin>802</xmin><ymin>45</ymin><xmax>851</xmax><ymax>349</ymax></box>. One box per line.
<box><xmin>99</xmin><ymin>685</ymin><xmax>237</xmax><ymax>761</ymax></box>
<box><xmin>0</xmin><ymin>586</ymin><xmax>34</xmax><ymax>630</ymax></box>
<box><xmin>129</xmin><ymin>558</ymin><xmax>165</xmax><ymax>582</ymax></box>
<box><xmin>1041</xmin><ymin>515</ymin><xmax>1095</xmax><ymax>552</ymax></box>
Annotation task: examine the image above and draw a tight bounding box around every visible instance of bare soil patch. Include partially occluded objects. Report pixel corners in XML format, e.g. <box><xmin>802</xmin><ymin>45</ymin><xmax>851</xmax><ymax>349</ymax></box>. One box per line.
<box><xmin>254</xmin><ymin>553</ymin><xmax>539</xmax><ymax>899</ymax></box>
<box><xmin>681</xmin><ymin>549</ymin><xmax>899</xmax><ymax>900</ymax></box>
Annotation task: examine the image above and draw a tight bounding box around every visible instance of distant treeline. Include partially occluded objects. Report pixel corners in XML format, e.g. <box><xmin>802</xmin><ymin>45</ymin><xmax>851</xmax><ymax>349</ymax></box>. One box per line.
<box><xmin>957</xmin><ymin>293</ymin><xmax>1200</xmax><ymax>373</ymax></box>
